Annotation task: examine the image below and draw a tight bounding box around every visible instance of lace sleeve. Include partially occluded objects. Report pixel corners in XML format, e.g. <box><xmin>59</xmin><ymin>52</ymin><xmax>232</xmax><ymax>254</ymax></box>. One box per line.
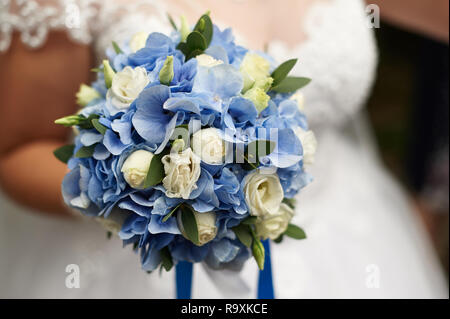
<box><xmin>268</xmin><ymin>0</ymin><xmax>378</xmax><ymax>129</ymax></box>
<box><xmin>0</xmin><ymin>0</ymin><xmax>100</xmax><ymax>52</ymax></box>
<box><xmin>0</xmin><ymin>0</ymin><xmax>169</xmax><ymax>57</ymax></box>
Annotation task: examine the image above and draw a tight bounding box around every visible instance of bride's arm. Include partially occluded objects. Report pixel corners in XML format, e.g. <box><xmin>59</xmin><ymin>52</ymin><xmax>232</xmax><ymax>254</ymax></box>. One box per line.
<box><xmin>0</xmin><ymin>32</ymin><xmax>93</xmax><ymax>217</ymax></box>
<box><xmin>369</xmin><ymin>0</ymin><xmax>449</xmax><ymax>43</ymax></box>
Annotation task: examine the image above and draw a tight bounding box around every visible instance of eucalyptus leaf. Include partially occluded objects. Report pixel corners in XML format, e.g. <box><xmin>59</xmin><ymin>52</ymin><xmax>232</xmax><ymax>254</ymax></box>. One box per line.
<box><xmin>162</xmin><ymin>203</ymin><xmax>182</xmax><ymax>223</ymax></box>
<box><xmin>167</xmin><ymin>13</ymin><xmax>178</xmax><ymax>30</ymax></box>
<box><xmin>112</xmin><ymin>41</ymin><xmax>123</xmax><ymax>54</ymax></box>
<box><xmin>180</xmin><ymin>206</ymin><xmax>199</xmax><ymax>246</ymax></box>
<box><xmin>77</xmin><ymin>114</ymin><xmax>100</xmax><ymax>130</ymax></box>
<box><xmin>53</xmin><ymin>144</ymin><xmax>75</xmax><ymax>164</ymax></box>
<box><xmin>271</xmin><ymin>59</ymin><xmax>298</xmax><ymax>87</ymax></box>
<box><xmin>193</xmin><ymin>14</ymin><xmax>213</xmax><ymax>46</ymax></box>
<box><xmin>142</xmin><ymin>150</ymin><xmax>168</xmax><ymax>189</ymax></box>
<box><xmin>233</xmin><ymin>224</ymin><xmax>253</xmax><ymax>248</ymax></box>
<box><xmin>91</xmin><ymin>118</ymin><xmax>107</xmax><ymax>135</ymax></box>
<box><xmin>284</xmin><ymin>224</ymin><xmax>307</xmax><ymax>240</ymax></box>
<box><xmin>273</xmin><ymin>235</ymin><xmax>284</xmax><ymax>244</ymax></box>
<box><xmin>160</xmin><ymin>247</ymin><xmax>174</xmax><ymax>271</ymax></box>
<box><xmin>271</xmin><ymin>77</ymin><xmax>311</xmax><ymax>94</ymax></box>
<box><xmin>241</xmin><ymin>216</ymin><xmax>258</xmax><ymax>225</ymax></box>
<box><xmin>186</xmin><ymin>49</ymin><xmax>205</xmax><ymax>61</ymax></box>
<box><xmin>282</xmin><ymin>198</ymin><xmax>296</xmax><ymax>210</ymax></box>
<box><xmin>75</xmin><ymin>144</ymin><xmax>97</xmax><ymax>158</ymax></box>
<box><xmin>187</xmin><ymin>31</ymin><xmax>207</xmax><ymax>52</ymax></box>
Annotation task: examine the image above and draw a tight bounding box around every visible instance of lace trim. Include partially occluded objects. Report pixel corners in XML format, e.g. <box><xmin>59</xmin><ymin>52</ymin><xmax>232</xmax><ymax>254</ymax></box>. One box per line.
<box><xmin>0</xmin><ymin>0</ymin><xmax>100</xmax><ymax>52</ymax></box>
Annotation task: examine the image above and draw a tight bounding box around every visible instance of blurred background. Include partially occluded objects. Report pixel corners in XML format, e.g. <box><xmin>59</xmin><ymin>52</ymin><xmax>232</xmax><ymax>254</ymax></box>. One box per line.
<box><xmin>367</xmin><ymin>21</ymin><xmax>449</xmax><ymax>276</ymax></box>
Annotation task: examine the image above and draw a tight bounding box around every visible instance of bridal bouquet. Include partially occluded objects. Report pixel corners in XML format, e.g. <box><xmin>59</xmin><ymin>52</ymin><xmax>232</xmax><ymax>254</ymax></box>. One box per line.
<box><xmin>54</xmin><ymin>13</ymin><xmax>316</xmax><ymax>273</ymax></box>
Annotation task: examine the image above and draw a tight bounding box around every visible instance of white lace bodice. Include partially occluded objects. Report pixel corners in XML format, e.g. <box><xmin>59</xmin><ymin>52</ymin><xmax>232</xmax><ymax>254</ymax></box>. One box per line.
<box><xmin>0</xmin><ymin>0</ymin><xmax>377</xmax><ymax>128</ymax></box>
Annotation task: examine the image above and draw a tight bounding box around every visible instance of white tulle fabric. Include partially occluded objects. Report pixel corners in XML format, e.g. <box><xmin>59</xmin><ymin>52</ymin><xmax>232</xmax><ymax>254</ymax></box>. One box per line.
<box><xmin>0</xmin><ymin>0</ymin><xmax>448</xmax><ymax>298</ymax></box>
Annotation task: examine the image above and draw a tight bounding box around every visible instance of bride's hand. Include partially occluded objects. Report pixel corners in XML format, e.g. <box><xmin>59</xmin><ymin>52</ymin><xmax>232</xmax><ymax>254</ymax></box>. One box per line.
<box><xmin>0</xmin><ymin>31</ymin><xmax>93</xmax><ymax>217</ymax></box>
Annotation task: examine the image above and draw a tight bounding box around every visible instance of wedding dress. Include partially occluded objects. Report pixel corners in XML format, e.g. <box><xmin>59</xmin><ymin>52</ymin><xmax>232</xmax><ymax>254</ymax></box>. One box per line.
<box><xmin>0</xmin><ymin>0</ymin><xmax>447</xmax><ymax>298</ymax></box>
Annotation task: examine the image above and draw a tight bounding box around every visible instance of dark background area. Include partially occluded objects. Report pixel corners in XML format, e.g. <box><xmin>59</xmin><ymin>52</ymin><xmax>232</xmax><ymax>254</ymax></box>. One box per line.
<box><xmin>367</xmin><ymin>22</ymin><xmax>449</xmax><ymax>276</ymax></box>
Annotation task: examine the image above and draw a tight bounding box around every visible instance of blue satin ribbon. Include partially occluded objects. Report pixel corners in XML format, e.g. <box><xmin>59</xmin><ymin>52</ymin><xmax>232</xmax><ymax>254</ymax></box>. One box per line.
<box><xmin>175</xmin><ymin>240</ymin><xmax>275</xmax><ymax>299</ymax></box>
<box><xmin>257</xmin><ymin>240</ymin><xmax>275</xmax><ymax>299</ymax></box>
<box><xmin>175</xmin><ymin>261</ymin><xmax>193</xmax><ymax>299</ymax></box>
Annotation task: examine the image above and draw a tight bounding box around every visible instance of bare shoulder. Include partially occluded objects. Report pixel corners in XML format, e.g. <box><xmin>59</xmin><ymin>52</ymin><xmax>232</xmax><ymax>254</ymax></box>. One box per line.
<box><xmin>0</xmin><ymin>31</ymin><xmax>93</xmax><ymax>155</ymax></box>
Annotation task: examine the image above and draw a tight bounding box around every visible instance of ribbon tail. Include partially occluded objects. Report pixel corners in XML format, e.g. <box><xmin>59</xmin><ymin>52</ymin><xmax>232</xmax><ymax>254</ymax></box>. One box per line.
<box><xmin>176</xmin><ymin>261</ymin><xmax>193</xmax><ymax>299</ymax></box>
<box><xmin>257</xmin><ymin>239</ymin><xmax>275</xmax><ymax>299</ymax></box>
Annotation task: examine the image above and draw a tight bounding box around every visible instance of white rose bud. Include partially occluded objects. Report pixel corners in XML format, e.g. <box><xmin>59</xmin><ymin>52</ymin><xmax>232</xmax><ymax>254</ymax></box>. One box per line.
<box><xmin>295</xmin><ymin>127</ymin><xmax>317</xmax><ymax>166</ymax></box>
<box><xmin>244</xmin><ymin>171</ymin><xmax>284</xmax><ymax>217</ymax></box>
<box><xmin>255</xmin><ymin>203</ymin><xmax>294</xmax><ymax>240</ymax></box>
<box><xmin>129</xmin><ymin>31</ymin><xmax>149</xmax><ymax>53</ymax></box>
<box><xmin>196</xmin><ymin>54</ymin><xmax>224</xmax><ymax>68</ymax></box>
<box><xmin>121</xmin><ymin>150</ymin><xmax>154</xmax><ymax>189</ymax></box>
<box><xmin>177</xmin><ymin>210</ymin><xmax>217</xmax><ymax>246</ymax></box>
<box><xmin>107</xmin><ymin>66</ymin><xmax>149</xmax><ymax>111</ymax></box>
<box><xmin>290</xmin><ymin>92</ymin><xmax>305</xmax><ymax>111</ymax></box>
<box><xmin>191</xmin><ymin>128</ymin><xmax>226</xmax><ymax>165</ymax></box>
<box><xmin>76</xmin><ymin>84</ymin><xmax>100</xmax><ymax>107</ymax></box>
<box><xmin>162</xmin><ymin>148</ymin><xmax>201</xmax><ymax>199</ymax></box>
<box><xmin>96</xmin><ymin>207</ymin><xmax>131</xmax><ymax>236</ymax></box>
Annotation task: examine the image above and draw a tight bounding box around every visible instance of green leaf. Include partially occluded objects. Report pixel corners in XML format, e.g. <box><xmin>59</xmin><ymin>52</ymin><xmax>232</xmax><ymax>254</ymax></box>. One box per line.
<box><xmin>273</xmin><ymin>235</ymin><xmax>284</xmax><ymax>244</ymax></box>
<box><xmin>187</xmin><ymin>31</ymin><xmax>207</xmax><ymax>52</ymax></box>
<box><xmin>160</xmin><ymin>247</ymin><xmax>174</xmax><ymax>271</ymax></box>
<box><xmin>77</xmin><ymin>114</ymin><xmax>100</xmax><ymax>130</ymax></box>
<box><xmin>162</xmin><ymin>203</ymin><xmax>182</xmax><ymax>223</ymax></box>
<box><xmin>193</xmin><ymin>14</ymin><xmax>213</xmax><ymax>46</ymax></box>
<box><xmin>252</xmin><ymin>238</ymin><xmax>265</xmax><ymax>270</ymax></box>
<box><xmin>167</xmin><ymin>13</ymin><xmax>178</xmax><ymax>30</ymax></box>
<box><xmin>75</xmin><ymin>144</ymin><xmax>97</xmax><ymax>158</ymax></box>
<box><xmin>284</xmin><ymin>224</ymin><xmax>307</xmax><ymax>240</ymax></box>
<box><xmin>53</xmin><ymin>144</ymin><xmax>75</xmax><ymax>164</ymax></box>
<box><xmin>241</xmin><ymin>216</ymin><xmax>258</xmax><ymax>225</ymax></box>
<box><xmin>180</xmin><ymin>206</ymin><xmax>199</xmax><ymax>246</ymax></box>
<box><xmin>112</xmin><ymin>41</ymin><xmax>123</xmax><ymax>54</ymax></box>
<box><xmin>271</xmin><ymin>59</ymin><xmax>298</xmax><ymax>88</ymax></box>
<box><xmin>271</xmin><ymin>77</ymin><xmax>311</xmax><ymax>94</ymax></box>
<box><xmin>91</xmin><ymin>67</ymin><xmax>103</xmax><ymax>73</ymax></box>
<box><xmin>282</xmin><ymin>198</ymin><xmax>296</xmax><ymax>210</ymax></box>
<box><xmin>176</xmin><ymin>42</ymin><xmax>189</xmax><ymax>56</ymax></box>
<box><xmin>142</xmin><ymin>150</ymin><xmax>168</xmax><ymax>189</ymax></box>
<box><xmin>91</xmin><ymin>118</ymin><xmax>107</xmax><ymax>135</ymax></box>
<box><xmin>186</xmin><ymin>49</ymin><xmax>204</xmax><ymax>61</ymax></box>
<box><xmin>233</xmin><ymin>224</ymin><xmax>253</xmax><ymax>248</ymax></box>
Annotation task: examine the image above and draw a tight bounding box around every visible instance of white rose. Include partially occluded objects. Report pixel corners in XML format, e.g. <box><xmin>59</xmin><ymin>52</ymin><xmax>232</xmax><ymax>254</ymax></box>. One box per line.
<box><xmin>191</xmin><ymin>128</ymin><xmax>226</xmax><ymax>165</ymax></box>
<box><xmin>177</xmin><ymin>211</ymin><xmax>217</xmax><ymax>246</ymax></box>
<box><xmin>255</xmin><ymin>203</ymin><xmax>294</xmax><ymax>240</ymax></box>
<box><xmin>295</xmin><ymin>128</ymin><xmax>317</xmax><ymax>165</ymax></box>
<box><xmin>196</xmin><ymin>54</ymin><xmax>223</xmax><ymax>67</ymax></box>
<box><xmin>121</xmin><ymin>150</ymin><xmax>154</xmax><ymax>189</ymax></box>
<box><xmin>290</xmin><ymin>92</ymin><xmax>305</xmax><ymax>111</ymax></box>
<box><xmin>107</xmin><ymin>66</ymin><xmax>149</xmax><ymax>111</ymax></box>
<box><xmin>244</xmin><ymin>171</ymin><xmax>284</xmax><ymax>217</ymax></box>
<box><xmin>95</xmin><ymin>207</ymin><xmax>130</xmax><ymax>236</ymax></box>
<box><xmin>129</xmin><ymin>31</ymin><xmax>149</xmax><ymax>53</ymax></box>
<box><xmin>162</xmin><ymin>148</ymin><xmax>201</xmax><ymax>199</ymax></box>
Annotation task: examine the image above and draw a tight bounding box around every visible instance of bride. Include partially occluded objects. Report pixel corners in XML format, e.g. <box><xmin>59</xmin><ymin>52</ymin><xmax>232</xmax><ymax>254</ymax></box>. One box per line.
<box><xmin>0</xmin><ymin>0</ymin><xmax>447</xmax><ymax>298</ymax></box>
